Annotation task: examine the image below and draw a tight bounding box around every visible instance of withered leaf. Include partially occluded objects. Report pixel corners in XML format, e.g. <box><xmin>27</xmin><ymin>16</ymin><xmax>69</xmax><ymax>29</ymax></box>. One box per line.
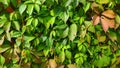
<box><xmin>92</xmin><ymin>14</ymin><xmax>100</xmax><ymax>25</ymax></box>
<box><xmin>101</xmin><ymin>16</ymin><xmax>109</xmax><ymax>32</ymax></box>
<box><xmin>49</xmin><ymin>59</ymin><xmax>57</xmax><ymax>68</ymax></box>
<box><xmin>102</xmin><ymin>10</ymin><xmax>116</xmax><ymax>19</ymax></box>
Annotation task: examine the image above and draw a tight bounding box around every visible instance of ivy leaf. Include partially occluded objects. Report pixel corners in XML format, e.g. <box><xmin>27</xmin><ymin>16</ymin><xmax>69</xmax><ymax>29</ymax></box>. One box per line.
<box><xmin>27</xmin><ymin>4</ymin><xmax>34</xmax><ymax>15</ymax></box>
<box><xmin>19</xmin><ymin>4</ymin><xmax>27</xmax><ymax>15</ymax></box>
<box><xmin>68</xmin><ymin>23</ymin><xmax>77</xmax><ymax>41</ymax></box>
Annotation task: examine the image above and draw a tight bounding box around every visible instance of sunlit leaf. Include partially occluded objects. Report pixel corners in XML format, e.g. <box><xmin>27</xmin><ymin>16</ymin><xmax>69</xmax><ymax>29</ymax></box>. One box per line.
<box><xmin>27</xmin><ymin>4</ymin><xmax>34</xmax><ymax>15</ymax></box>
<box><xmin>34</xmin><ymin>4</ymin><xmax>40</xmax><ymax>13</ymax></box>
<box><xmin>59</xmin><ymin>50</ymin><xmax>65</xmax><ymax>63</ymax></box>
<box><xmin>13</xmin><ymin>21</ymin><xmax>20</xmax><ymax>31</ymax></box>
<box><xmin>0</xmin><ymin>35</ymin><xmax>4</xmax><ymax>46</ymax></box>
<box><xmin>19</xmin><ymin>4</ymin><xmax>27</xmax><ymax>15</ymax></box>
<box><xmin>61</xmin><ymin>27</ymin><xmax>69</xmax><ymax>38</ymax></box>
<box><xmin>0</xmin><ymin>55</ymin><xmax>5</xmax><ymax>65</ymax></box>
<box><xmin>68</xmin><ymin>23</ymin><xmax>77</xmax><ymax>41</ymax></box>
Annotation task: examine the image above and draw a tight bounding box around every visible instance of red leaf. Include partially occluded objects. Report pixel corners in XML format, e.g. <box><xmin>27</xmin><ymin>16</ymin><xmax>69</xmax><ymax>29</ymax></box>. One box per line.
<box><xmin>6</xmin><ymin>6</ymin><xmax>14</xmax><ymax>13</ymax></box>
<box><xmin>92</xmin><ymin>14</ymin><xmax>100</xmax><ymax>25</ymax></box>
<box><xmin>101</xmin><ymin>16</ymin><xmax>109</xmax><ymax>32</ymax></box>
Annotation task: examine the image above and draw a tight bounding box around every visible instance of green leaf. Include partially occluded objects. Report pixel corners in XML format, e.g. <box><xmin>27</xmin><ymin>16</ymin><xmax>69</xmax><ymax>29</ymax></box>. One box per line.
<box><xmin>27</xmin><ymin>4</ymin><xmax>34</xmax><ymax>15</ymax></box>
<box><xmin>44</xmin><ymin>17</ymin><xmax>55</xmax><ymax>29</ymax></box>
<box><xmin>19</xmin><ymin>4</ymin><xmax>27</xmax><ymax>15</ymax></box>
<box><xmin>0</xmin><ymin>55</ymin><xmax>5</xmax><ymax>65</ymax></box>
<box><xmin>61</xmin><ymin>27</ymin><xmax>69</xmax><ymax>38</ymax></box>
<box><xmin>59</xmin><ymin>50</ymin><xmax>65</xmax><ymax>63</ymax></box>
<box><xmin>32</xmin><ymin>18</ymin><xmax>38</xmax><ymax>27</ymax></box>
<box><xmin>24</xmin><ymin>36</ymin><xmax>35</xmax><ymax>43</ymax></box>
<box><xmin>11</xmin><ymin>0</ymin><xmax>17</xmax><ymax>8</ymax></box>
<box><xmin>10</xmin><ymin>31</ymin><xmax>22</xmax><ymax>38</ymax></box>
<box><xmin>108</xmin><ymin>31</ymin><xmax>117</xmax><ymax>42</ymax></box>
<box><xmin>0</xmin><ymin>19</ymin><xmax>6</xmax><ymax>27</ymax></box>
<box><xmin>6</xmin><ymin>32</ymin><xmax>11</xmax><ymax>41</ymax></box>
<box><xmin>0</xmin><ymin>35</ymin><xmax>4</xmax><ymax>46</ymax></box>
<box><xmin>4</xmin><ymin>22</ymin><xmax>11</xmax><ymax>33</ymax></box>
<box><xmin>0</xmin><ymin>28</ymin><xmax>4</xmax><ymax>35</ymax></box>
<box><xmin>16</xmin><ymin>37</ymin><xmax>22</xmax><ymax>46</ymax></box>
<box><xmin>13</xmin><ymin>21</ymin><xmax>20</xmax><ymax>31</ymax></box>
<box><xmin>68</xmin><ymin>23</ymin><xmax>77</xmax><ymax>41</ymax></box>
<box><xmin>96</xmin><ymin>0</ymin><xmax>110</xmax><ymax>4</ymax></box>
<box><xmin>26</xmin><ymin>18</ymin><xmax>34</xmax><ymax>26</ymax></box>
<box><xmin>65</xmin><ymin>50</ymin><xmax>72</xmax><ymax>59</ymax></box>
<box><xmin>34</xmin><ymin>4</ymin><xmax>40</xmax><ymax>13</ymax></box>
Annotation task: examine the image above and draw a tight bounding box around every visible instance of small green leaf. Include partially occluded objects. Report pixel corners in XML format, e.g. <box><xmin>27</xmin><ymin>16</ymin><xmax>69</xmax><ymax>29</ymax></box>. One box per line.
<box><xmin>0</xmin><ymin>55</ymin><xmax>5</xmax><ymax>65</ymax></box>
<box><xmin>0</xmin><ymin>28</ymin><xmax>4</xmax><ymax>35</ymax></box>
<box><xmin>45</xmin><ymin>17</ymin><xmax>55</xmax><ymax>29</ymax></box>
<box><xmin>0</xmin><ymin>35</ymin><xmax>4</xmax><ymax>46</ymax></box>
<box><xmin>59</xmin><ymin>50</ymin><xmax>65</xmax><ymax>63</ymax></box>
<box><xmin>65</xmin><ymin>50</ymin><xmax>72</xmax><ymax>59</ymax></box>
<box><xmin>96</xmin><ymin>0</ymin><xmax>110</xmax><ymax>4</ymax></box>
<box><xmin>10</xmin><ymin>31</ymin><xmax>22</xmax><ymax>38</ymax></box>
<box><xmin>24</xmin><ymin>36</ymin><xmax>35</xmax><ymax>43</ymax></box>
<box><xmin>26</xmin><ymin>18</ymin><xmax>33</xmax><ymax>26</ymax></box>
<box><xmin>13</xmin><ymin>21</ymin><xmax>20</xmax><ymax>31</ymax></box>
<box><xmin>32</xmin><ymin>18</ymin><xmax>38</xmax><ymax>27</ymax></box>
<box><xmin>16</xmin><ymin>37</ymin><xmax>22</xmax><ymax>46</ymax></box>
<box><xmin>19</xmin><ymin>4</ymin><xmax>27</xmax><ymax>15</ymax></box>
<box><xmin>68</xmin><ymin>23</ymin><xmax>77</xmax><ymax>41</ymax></box>
<box><xmin>0</xmin><ymin>19</ymin><xmax>6</xmax><ymax>27</ymax></box>
<box><xmin>61</xmin><ymin>27</ymin><xmax>69</xmax><ymax>38</ymax></box>
<box><xmin>34</xmin><ymin>4</ymin><xmax>40</xmax><ymax>13</ymax></box>
<box><xmin>27</xmin><ymin>4</ymin><xmax>34</xmax><ymax>15</ymax></box>
<box><xmin>11</xmin><ymin>0</ymin><xmax>17</xmax><ymax>8</ymax></box>
<box><xmin>4</xmin><ymin>22</ymin><xmax>11</xmax><ymax>33</ymax></box>
<box><xmin>6</xmin><ymin>32</ymin><xmax>11</xmax><ymax>41</ymax></box>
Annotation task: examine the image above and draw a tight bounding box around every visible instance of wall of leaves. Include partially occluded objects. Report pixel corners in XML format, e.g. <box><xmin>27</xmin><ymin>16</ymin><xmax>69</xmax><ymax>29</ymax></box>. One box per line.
<box><xmin>0</xmin><ymin>0</ymin><xmax>120</xmax><ymax>68</ymax></box>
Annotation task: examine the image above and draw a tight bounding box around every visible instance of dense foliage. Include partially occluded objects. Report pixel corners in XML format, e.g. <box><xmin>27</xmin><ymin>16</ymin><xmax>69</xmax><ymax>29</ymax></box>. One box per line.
<box><xmin>0</xmin><ymin>0</ymin><xmax>120</xmax><ymax>68</ymax></box>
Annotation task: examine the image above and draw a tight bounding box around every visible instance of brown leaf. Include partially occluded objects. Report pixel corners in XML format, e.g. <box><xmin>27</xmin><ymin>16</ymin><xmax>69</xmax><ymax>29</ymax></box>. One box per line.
<box><xmin>91</xmin><ymin>2</ymin><xmax>104</xmax><ymax>14</ymax></box>
<box><xmin>102</xmin><ymin>16</ymin><xmax>115</xmax><ymax>28</ymax></box>
<box><xmin>49</xmin><ymin>59</ymin><xmax>57</xmax><ymax>68</ymax></box>
<box><xmin>102</xmin><ymin>10</ymin><xmax>116</xmax><ymax>19</ymax></box>
<box><xmin>92</xmin><ymin>14</ymin><xmax>100</xmax><ymax>25</ymax></box>
<box><xmin>67</xmin><ymin>64</ymin><xmax>76</xmax><ymax>68</ymax></box>
<box><xmin>101</xmin><ymin>16</ymin><xmax>109</xmax><ymax>32</ymax></box>
<box><xmin>57</xmin><ymin>65</ymin><xmax>64</xmax><ymax>68</ymax></box>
